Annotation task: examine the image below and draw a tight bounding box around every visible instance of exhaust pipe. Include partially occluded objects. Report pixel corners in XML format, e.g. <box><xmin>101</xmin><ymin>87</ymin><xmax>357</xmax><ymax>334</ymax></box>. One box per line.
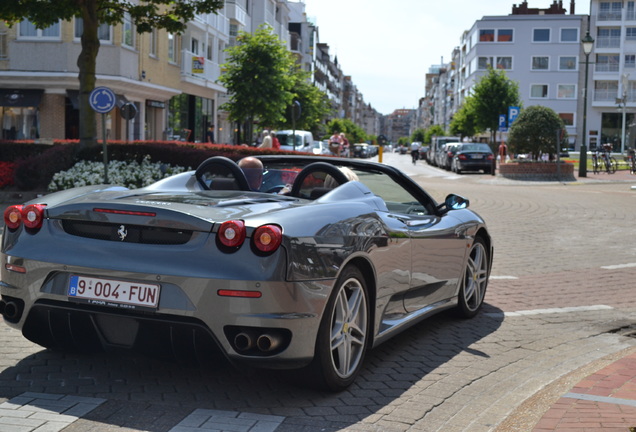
<box><xmin>3</xmin><ymin>301</ymin><xmax>19</xmax><ymax>321</ymax></box>
<box><xmin>234</xmin><ymin>332</ymin><xmax>255</xmax><ymax>352</ymax></box>
<box><xmin>256</xmin><ymin>333</ymin><xmax>283</xmax><ymax>352</ymax></box>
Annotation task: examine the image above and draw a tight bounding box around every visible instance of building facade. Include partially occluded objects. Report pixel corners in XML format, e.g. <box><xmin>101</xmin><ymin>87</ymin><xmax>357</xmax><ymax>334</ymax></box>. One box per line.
<box><xmin>586</xmin><ymin>0</ymin><xmax>636</xmax><ymax>152</ymax></box>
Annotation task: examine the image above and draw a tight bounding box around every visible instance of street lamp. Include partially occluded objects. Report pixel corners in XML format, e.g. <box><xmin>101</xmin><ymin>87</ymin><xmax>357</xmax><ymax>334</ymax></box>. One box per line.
<box><xmin>618</xmin><ymin>73</ymin><xmax>630</xmax><ymax>155</ymax></box>
<box><xmin>579</xmin><ymin>30</ymin><xmax>594</xmax><ymax>178</ymax></box>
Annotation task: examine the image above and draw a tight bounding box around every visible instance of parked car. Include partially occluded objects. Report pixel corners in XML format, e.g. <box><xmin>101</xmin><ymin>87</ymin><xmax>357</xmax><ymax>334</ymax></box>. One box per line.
<box><xmin>451</xmin><ymin>143</ymin><xmax>495</xmax><ymax>174</ymax></box>
<box><xmin>2</xmin><ymin>155</ymin><xmax>492</xmax><ymax>391</ymax></box>
<box><xmin>419</xmin><ymin>145</ymin><xmax>430</xmax><ymax>162</ymax></box>
<box><xmin>438</xmin><ymin>143</ymin><xmax>460</xmax><ymax>170</ymax></box>
<box><xmin>311</xmin><ymin>140</ymin><xmax>331</xmax><ymax>155</ymax></box>
<box><xmin>353</xmin><ymin>143</ymin><xmax>370</xmax><ymax>158</ymax></box>
<box><xmin>275</xmin><ymin>130</ymin><xmax>314</xmax><ymax>152</ymax></box>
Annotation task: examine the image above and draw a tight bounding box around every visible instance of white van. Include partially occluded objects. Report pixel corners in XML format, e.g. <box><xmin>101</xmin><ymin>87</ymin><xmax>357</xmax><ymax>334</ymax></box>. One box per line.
<box><xmin>275</xmin><ymin>130</ymin><xmax>313</xmax><ymax>152</ymax></box>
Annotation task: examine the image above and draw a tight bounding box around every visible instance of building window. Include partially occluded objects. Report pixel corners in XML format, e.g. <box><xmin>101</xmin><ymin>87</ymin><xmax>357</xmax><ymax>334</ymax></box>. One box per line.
<box><xmin>498</xmin><ymin>29</ymin><xmax>513</xmax><ymax>42</ymax></box>
<box><xmin>559</xmin><ymin>113</ymin><xmax>575</xmax><ymax>126</ymax></box>
<box><xmin>559</xmin><ymin>56</ymin><xmax>577</xmax><ymax>70</ymax></box>
<box><xmin>597</xmin><ymin>27</ymin><xmax>621</xmax><ymax>48</ymax></box>
<box><xmin>229</xmin><ymin>24</ymin><xmax>238</xmax><ymax>37</ymax></box>
<box><xmin>478</xmin><ymin>56</ymin><xmax>512</xmax><ymax>70</ymax></box>
<box><xmin>532</xmin><ymin>56</ymin><xmax>549</xmax><ymax>70</ymax></box>
<box><xmin>168</xmin><ymin>33</ymin><xmax>179</xmax><ymax>63</ymax></box>
<box><xmin>148</xmin><ymin>29</ymin><xmax>157</xmax><ymax>57</ymax></box>
<box><xmin>628</xmin><ymin>1</ymin><xmax>636</xmax><ymax>21</ymax></box>
<box><xmin>19</xmin><ymin>20</ymin><xmax>60</xmax><ymax>39</ymax></box>
<box><xmin>596</xmin><ymin>54</ymin><xmax>620</xmax><ymax>72</ymax></box>
<box><xmin>531</xmin><ymin>84</ymin><xmax>548</xmax><ymax>98</ymax></box>
<box><xmin>627</xmin><ymin>28</ymin><xmax>636</xmax><ymax>40</ymax></box>
<box><xmin>74</xmin><ymin>18</ymin><xmax>111</xmax><ymax>42</ymax></box>
<box><xmin>0</xmin><ymin>30</ymin><xmax>6</xmax><ymax>60</ymax></box>
<box><xmin>558</xmin><ymin>84</ymin><xmax>576</xmax><ymax>98</ymax></box>
<box><xmin>122</xmin><ymin>13</ymin><xmax>134</xmax><ymax>48</ymax></box>
<box><xmin>191</xmin><ymin>37</ymin><xmax>199</xmax><ymax>54</ymax></box>
<box><xmin>626</xmin><ymin>54</ymin><xmax>636</xmax><ymax>68</ymax></box>
<box><xmin>594</xmin><ymin>80</ymin><xmax>619</xmax><ymax>101</ymax></box>
<box><xmin>479</xmin><ymin>29</ymin><xmax>495</xmax><ymax>42</ymax></box>
<box><xmin>560</xmin><ymin>28</ymin><xmax>578</xmax><ymax>42</ymax></box>
<box><xmin>533</xmin><ymin>28</ymin><xmax>550</xmax><ymax>42</ymax></box>
<box><xmin>599</xmin><ymin>2</ymin><xmax>623</xmax><ymax>21</ymax></box>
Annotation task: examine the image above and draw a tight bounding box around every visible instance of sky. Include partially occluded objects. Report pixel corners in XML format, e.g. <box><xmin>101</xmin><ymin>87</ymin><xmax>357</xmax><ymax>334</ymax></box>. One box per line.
<box><xmin>300</xmin><ymin>0</ymin><xmax>591</xmax><ymax>115</ymax></box>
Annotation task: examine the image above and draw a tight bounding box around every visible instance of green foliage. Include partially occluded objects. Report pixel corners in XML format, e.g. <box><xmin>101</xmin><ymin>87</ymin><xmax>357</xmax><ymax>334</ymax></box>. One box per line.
<box><xmin>326</xmin><ymin>119</ymin><xmax>367</xmax><ymax>143</ymax></box>
<box><xmin>411</xmin><ymin>128</ymin><xmax>426</xmax><ymax>143</ymax></box>
<box><xmin>0</xmin><ymin>0</ymin><xmax>224</xmax><ymax>149</ymax></box>
<box><xmin>424</xmin><ymin>125</ymin><xmax>446</xmax><ymax>144</ymax></box>
<box><xmin>507</xmin><ymin>105</ymin><xmax>566</xmax><ymax>159</ymax></box>
<box><xmin>397</xmin><ymin>136</ymin><xmax>409</xmax><ymax>147</ymax></box>
<box><xmin>450</xmin><ymin>96</ymin><xmax>479</xmax><ymax>139</ymax></box>
<box><xmin>283</xmin><ymin>70</ymin><xmax>332</xmax><ymax>132</ymax></box>
<box><xmin>471</xmin><ymin>68</ymin><xmax>521</xmax><ymax>143</ymax></box>
<box><xmin>219</xmin><ymin>25</ymin><xmax>296</xmax><ymax>142</ymax></box>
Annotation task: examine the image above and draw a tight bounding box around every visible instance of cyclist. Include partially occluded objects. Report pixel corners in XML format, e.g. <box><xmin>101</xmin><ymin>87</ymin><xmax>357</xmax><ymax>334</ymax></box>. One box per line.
<box><xmin>410</xmin><ymin>141</ymin><xmax>421</xmax><ymax>165</ymax></box>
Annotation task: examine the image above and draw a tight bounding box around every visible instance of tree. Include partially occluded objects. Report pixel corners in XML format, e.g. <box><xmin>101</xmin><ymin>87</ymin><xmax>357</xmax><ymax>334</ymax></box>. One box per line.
<box><xmin>219</xmin><ymin>25</ymin><xmax>296</xmax><ymax>143</ymax></box>
<box><xmin>326</xmin><ymin>118</ymin><xmax>367</xmax><ymax>144</ymax></box>
<box><xmin>0</xmin><ymin>0</ymin><xmax>223</xmax><ymax>149</ymax></box>
<box><xmin>507</xmin><ymin>105</ymin><xmax>566</xmax><ymax>160</ymax></box>
<box><xmin>471</xmin><ymin>67</ymin><xmax>521</xmax><ymax>146</ymax></box>
<box><xmin>424</xmin><ymin>125</ymin><xmax>446</xmax><ymax>144</ymax></box>
<box><xmin>449</xmin><ymin>96</ymin><xmax>479</xmax><ymax>139</ymax></box>
<box><xmin>282</xmin><ymin>70</ymin><xmax>332</xmax><ymax>134</ymax></box>
<box><xmin>411</xmin><ymin>128</ymin><xmax>426</xmax><ymax>143</ymax></box>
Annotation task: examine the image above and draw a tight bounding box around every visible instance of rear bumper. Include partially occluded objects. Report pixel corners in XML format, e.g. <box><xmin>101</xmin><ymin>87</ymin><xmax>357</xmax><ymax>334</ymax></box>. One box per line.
<box><xmin>1</xmin><ymin>254</ymin><xmax>334</xmax><ymax>368</ymax></box>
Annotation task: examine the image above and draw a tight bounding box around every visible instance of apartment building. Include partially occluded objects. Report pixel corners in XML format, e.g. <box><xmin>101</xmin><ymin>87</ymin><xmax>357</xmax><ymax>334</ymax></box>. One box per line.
<box><xmin>0</xmin><ymin>0</ymin><xmax>374</xmax><ymax>145</ymax></box>
<box><xmin>586</xmin><ymin>0</ymin><xmax>636</xmax><ymax>152</ymax></box>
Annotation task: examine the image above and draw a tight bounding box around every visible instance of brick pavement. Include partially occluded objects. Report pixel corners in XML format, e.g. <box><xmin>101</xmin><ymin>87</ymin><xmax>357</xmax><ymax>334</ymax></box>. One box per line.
<box><xmin>0</xmin><ymin>158</ymin><xmax>636</xmax><ymax>431</ymax></box>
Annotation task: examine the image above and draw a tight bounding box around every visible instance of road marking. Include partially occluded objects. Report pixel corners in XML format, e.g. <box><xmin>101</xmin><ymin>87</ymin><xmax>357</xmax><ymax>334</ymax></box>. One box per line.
<box><xmin>563</xmin><ymin>392</ymin><xmax>636</xmax><ymax>408</ymax></box>
<box><xmin>0</xmin><ymin>392</ymin><xmax>105</xmax><ymax>431</ymax></box>
<box><xmin>489</xmin><ymin>275</ymin><xmax>519</xmax><ymax>280</ymax></box>
<box><xmin>169</xmin><ymin>408</ymin><xmax>284</xmax><ymax>432</ymax></box>
<box><xmin>601</xmin><ymin>263</ymin><xmax>636</xmax><ymax>270</ymax></box>
<box><xmin>485</xmin><ymin>305</ymin><xmax>614</xmax><ymax>318</ymax></box>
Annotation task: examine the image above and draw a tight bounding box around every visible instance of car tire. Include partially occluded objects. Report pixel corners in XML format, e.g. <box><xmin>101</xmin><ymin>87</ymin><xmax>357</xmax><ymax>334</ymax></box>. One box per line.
<box><xmin>307</xmin><ymin>266</ymin><xmax>370</xmax><ymax>391</ymax></box>
<box><xmin>456</xmin><ymin>237</ymin><xmax>489</xmax><ymax>318</ymax></box>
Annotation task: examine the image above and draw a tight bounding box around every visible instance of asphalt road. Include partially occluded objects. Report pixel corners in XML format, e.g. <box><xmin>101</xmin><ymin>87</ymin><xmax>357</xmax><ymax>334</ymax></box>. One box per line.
<box><xmin>0</xmin><ymin>153</ymin><xmax>635</xmax><ymax>432</ymax></box>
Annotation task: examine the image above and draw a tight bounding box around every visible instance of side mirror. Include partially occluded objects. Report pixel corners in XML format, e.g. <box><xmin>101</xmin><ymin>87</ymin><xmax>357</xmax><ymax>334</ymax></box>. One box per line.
<box><xmin>445</xmin><ymin>194</ymin><xmax>469</xmax><ymax>210</ymax></box>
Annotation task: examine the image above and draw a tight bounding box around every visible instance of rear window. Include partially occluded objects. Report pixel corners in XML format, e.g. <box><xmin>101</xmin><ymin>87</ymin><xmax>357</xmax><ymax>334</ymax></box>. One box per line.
<box><xmin>460</xmin><ymin>144</ymin><xmax>491</xmax><ymax>152</ymax></box>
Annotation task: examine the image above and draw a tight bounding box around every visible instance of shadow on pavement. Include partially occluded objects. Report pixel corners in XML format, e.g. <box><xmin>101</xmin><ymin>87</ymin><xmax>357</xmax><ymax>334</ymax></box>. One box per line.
<box><xmin>0</xmin><ymin>303</ymin><xmax>504</xmax><ymax>431</ymax></box>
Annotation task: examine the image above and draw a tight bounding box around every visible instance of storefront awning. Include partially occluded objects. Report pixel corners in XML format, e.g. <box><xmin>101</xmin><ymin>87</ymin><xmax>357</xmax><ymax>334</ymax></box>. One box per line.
<box><xmin>0</xmin><ymin>89</ymin><xmax>44</xmax><ymax>107</ymax></box>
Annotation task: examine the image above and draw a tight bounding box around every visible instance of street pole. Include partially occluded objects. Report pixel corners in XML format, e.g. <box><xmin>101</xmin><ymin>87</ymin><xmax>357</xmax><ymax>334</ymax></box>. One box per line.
<box><xmin>621</xmin><ymin>73</ymin><xmax>630</xmax><ymax>155</ymax></box>
<box><xmin>579</xmin><ymin>29</ymin><xmax>594</xmax><ymax>178</ymax></box>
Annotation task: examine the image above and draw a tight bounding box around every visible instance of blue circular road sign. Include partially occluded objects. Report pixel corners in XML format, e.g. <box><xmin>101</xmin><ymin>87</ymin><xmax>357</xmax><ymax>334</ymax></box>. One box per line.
<box><xmin>89</xmin><ymin>86</ymin><xmax>116</xmax><ymax>113</ymax></box>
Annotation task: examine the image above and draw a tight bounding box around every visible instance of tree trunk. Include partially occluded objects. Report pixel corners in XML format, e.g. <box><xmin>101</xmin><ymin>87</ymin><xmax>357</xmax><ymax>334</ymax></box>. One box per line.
<box><xmin>77</xmin><ymin>0</ymin><xmax>100</xmax><ymax>150</ymax></box>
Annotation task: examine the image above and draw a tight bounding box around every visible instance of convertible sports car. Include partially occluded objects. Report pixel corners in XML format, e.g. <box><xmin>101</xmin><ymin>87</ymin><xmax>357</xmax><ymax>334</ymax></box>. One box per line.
<box><xmin>1</xmin><ymin>155</ymin><xmax>492</xmax><ymax>391</ymax></box>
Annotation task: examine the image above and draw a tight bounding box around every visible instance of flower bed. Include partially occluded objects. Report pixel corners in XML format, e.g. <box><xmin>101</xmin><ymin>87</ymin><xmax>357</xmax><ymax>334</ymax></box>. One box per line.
<box><xmin>498</xmin><ymin>162</ymin><xmax>575</xmax><ymax>181</ymax></box>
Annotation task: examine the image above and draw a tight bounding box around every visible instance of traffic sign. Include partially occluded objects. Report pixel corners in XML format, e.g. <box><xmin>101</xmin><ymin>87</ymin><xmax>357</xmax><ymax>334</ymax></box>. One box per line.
<box><xmin>89</xmin><ymin>86</ymin><xmax>116</xmax><ymax>114</ymax></box>
<box><xmin>508</xmin><ymin>106</ymin><xmax>520</xmax><ymax>125</ymax></box>
<box><xmin>498</xmin><ymin>114</ymin><xmax>507</xmax><ymax>132</ymax></box>
<box><xmin>120</xmin><ymin>102</ymin><xmax>137</xmax><ymax>120</ymax></box>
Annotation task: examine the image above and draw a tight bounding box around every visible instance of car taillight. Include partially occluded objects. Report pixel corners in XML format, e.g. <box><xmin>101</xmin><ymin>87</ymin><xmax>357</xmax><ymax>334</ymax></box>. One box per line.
<box><xmin>252</xmin><ymin>224</ymin><xmax>282</xmax><ymax>253</ymax></box>
<box><xmin>22</xmin><ymin>204</ymin><xmax>46</xmax><ymax>230</ymax></box>
<box><xmin>458</xmin><ymin>154</ymin><xmax>468</xmax><ymax>160</ymax></box>
<box><xmin>4</xmin><ymin>205</ymin><xmax>23</xmax><ymax>230</ymax></box>
<box><xmin>487</xmin><ymin>154</ymin><xmax>494</xmax><ymax>160</ymax></box>
<box><xmin>218</xmin><ymin>220</ymin><xmax>246</xmax><ymax>248</ymax></box>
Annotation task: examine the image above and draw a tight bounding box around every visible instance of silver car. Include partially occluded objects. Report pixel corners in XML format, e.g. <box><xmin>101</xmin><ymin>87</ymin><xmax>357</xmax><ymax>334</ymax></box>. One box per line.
<box><xmin>1</xmin><ymin>155</ymin><xmax>493</xmax><ymax>391</ymax></box>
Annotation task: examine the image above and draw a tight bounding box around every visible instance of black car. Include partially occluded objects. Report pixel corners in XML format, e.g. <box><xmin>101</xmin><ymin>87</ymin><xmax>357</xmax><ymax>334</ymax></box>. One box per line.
<box><xmin>451</xmin><ymin>143</ymin><xmax>495</xmax><ymax>174</ymax></box>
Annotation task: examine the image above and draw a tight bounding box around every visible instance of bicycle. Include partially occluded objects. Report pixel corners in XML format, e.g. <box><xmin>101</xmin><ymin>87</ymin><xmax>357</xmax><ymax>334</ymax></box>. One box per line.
<box><xmin>627</xmin><ymin>149</ymin><xmax>636</xmax><ymax>175</ymax></box>
<box><xmin>592</xmin><ymin>144</ymin><xmax>617</xmax><ymax>174</ymax></box>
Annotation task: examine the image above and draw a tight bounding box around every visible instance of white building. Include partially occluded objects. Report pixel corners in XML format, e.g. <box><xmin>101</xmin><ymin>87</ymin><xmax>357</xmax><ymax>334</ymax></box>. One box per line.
<box><xmin>458</xmin><ymin>10</ymin><xmax>585</xmax><ymax>148</ymax></box>
<box><xmin>586</xmin><ymin>0</ymin><xmax>636</xmax><ymax>152</ymax></box>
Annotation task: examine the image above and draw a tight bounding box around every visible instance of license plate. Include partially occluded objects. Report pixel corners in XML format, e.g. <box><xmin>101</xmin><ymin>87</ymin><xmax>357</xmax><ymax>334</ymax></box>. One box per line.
<box><xmin>471</xmin><ymin>154</ymin><xmax>484</xmax><ymax>159</ymax></box>
<box><xmin>68</xmin><ymin>275</ymin><xmax>160</xmax><ymax>310</ymax></box>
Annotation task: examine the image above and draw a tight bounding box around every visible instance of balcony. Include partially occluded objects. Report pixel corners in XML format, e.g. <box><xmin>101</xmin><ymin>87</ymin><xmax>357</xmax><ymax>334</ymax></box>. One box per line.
<box><xmin>594</xmin><ymin>89</ymin><xmax>619</xmax><ymax>101</ymax></box>
<box><xmin>598</xmin><ymin>11</ymin><xmax>622</xmax><ymax>21</ymax></box>
<box><xmin>225</xmin><ymin>2</ymin><xmax>247</xmax><ymax>26</ymax></box>
<box><xmin>596</xmin><ymin>36</ymin><xmax>621</xmax><ymax>49</ymax></box>
<box><xmin>180</xmin><ymin>49</ymin><xmax>223</xmax><ymax>86</ymax></box>
<box><xmin>596</xmin><ymin>62</ymin><xmax>620</xmax><ymax>72</ymax></box>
